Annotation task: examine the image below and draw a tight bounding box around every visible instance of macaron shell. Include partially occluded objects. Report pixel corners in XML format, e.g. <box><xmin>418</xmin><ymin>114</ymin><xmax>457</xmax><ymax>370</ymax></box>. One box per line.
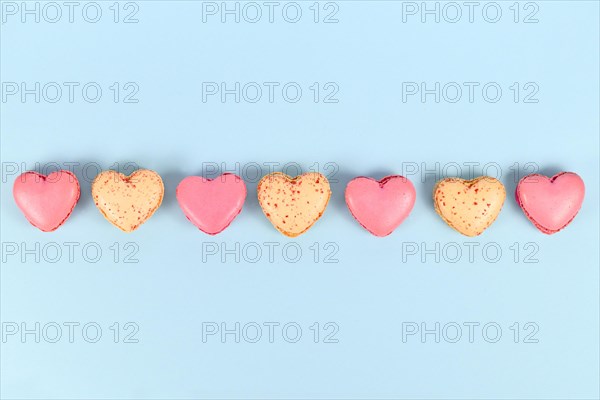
<box><xmin>345</xmin><ymin>176</ymin><xmax>416</xmax><ymax>237</ymax></box>
<box><xmin>257</xmin><ymin>172</ymin><xmax>331</xmax><ymax>237</ymax></box>
<box><xmin>433</xmin><ymin>177</ymin><xmax>506</xmax><ymax>237</ymax></box>
<box><xmin>13</xmin><ymin>170</ymin><xmax>80</xmax><ymax>232</ymax></box>
<box><xmin>92</xmin><ymin>169</ymin><xmax>164</xmax><ymax>232</ymax></box>
<box><xmin>516</xmin><ymin>172</ymin><xmax>585</xmax><ymax>234</ymax></box>
<box><xmin>176</xmin><ymin>174</ymin><xmax>247</xmax><ymax>235</ymax></box>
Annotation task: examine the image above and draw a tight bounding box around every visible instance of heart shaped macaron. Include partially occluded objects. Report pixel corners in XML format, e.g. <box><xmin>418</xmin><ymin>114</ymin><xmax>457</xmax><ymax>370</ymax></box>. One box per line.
<box><xmin>433</xmin><ymin>176</ymin><xmax>506</xmax><ymax>237</ymax></box>
<box><xmin>516</xmin><ymin>172</ymin><xmax>585</xmax><ymax>234</ymax></box>
<box><xmin>13</xmin><ymin>170</ymin><xmax>80</xmax><ymax>232</ymax></box>
<box><xmin>258</xmin><ymin>172</ymin><xmax>331</xmax><ymax>237</ymax></box>
<box><xmin>92</xmin><ymin>169</ymin><xmax>164</xmax><ymax>232</ymax></box>
<box><xmin>345</xmin><ymin>175</ymin><xmax>416</xmax><ymax>237</ymax></box>
<box><xmin>176</xmin><ymin>173</ymin><xmax>247</xmax><ymax>235</ymax></box>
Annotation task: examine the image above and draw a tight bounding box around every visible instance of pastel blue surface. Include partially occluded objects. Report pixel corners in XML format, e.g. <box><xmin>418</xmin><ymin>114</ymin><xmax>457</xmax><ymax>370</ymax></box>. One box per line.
<box><xmin>1</xmin><ymin>1</ymin><xmax>599</xmax><ymax>399</ymax></box>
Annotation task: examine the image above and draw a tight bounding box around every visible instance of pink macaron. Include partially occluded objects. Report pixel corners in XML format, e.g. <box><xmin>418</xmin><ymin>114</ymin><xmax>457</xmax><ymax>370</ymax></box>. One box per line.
<box><xmin>345</xmin><ymin>175</ymin><xmax>416</xmax><ymax>237</ymax></box>
<box><xmin>515</xmin><ymin>172</ymin><xmax>585</xmax><ymax>234</ymax></box>
<box><xmin>13</xmin><ymin>170</ymin><xmax>81</xmax><ymax>232</ymax></box>
<box><xmin>176</xmin><ymin>173</ymin><xmax>246</xmax><ymax>235</ymax></box>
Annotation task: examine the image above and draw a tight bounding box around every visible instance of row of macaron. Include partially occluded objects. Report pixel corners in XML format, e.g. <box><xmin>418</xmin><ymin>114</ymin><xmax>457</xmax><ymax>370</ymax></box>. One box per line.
<box><xmin>12</xmin><ymin>169</ymin><xmax>585</xmax><ymax>237</ymax></box>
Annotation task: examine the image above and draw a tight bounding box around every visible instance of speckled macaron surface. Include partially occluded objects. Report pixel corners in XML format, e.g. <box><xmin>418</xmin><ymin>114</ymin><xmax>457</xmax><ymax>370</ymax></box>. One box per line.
<box><xmin>13</xmin><ymin>170</ymin><xmax>80</xmax><ymax>232</ymax></box>
<box><xmin>433</xmin><ymin>176</ymin><xmax>506</xmax><ymax>237</ymax></box>
<box><xmin>516</xmin><ymin>172</ymin><xmax>585</xmax><ymax>234</ymax></box>
<box><xmin>92</xmin><ymin>169</ymin><xmax>164</xmax><ymax>232</ymax></box>
<box><xmin>257</xmin><ymin>172</ymin><xmax>331</xmax><ymax>237</ymax></box>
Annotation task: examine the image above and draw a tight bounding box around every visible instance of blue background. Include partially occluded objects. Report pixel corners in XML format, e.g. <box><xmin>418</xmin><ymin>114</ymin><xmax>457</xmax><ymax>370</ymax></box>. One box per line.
<box><xmin>1</xmin><ymin>1</ymin><xmax>599</xmax><ymax>398</ymax></box>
